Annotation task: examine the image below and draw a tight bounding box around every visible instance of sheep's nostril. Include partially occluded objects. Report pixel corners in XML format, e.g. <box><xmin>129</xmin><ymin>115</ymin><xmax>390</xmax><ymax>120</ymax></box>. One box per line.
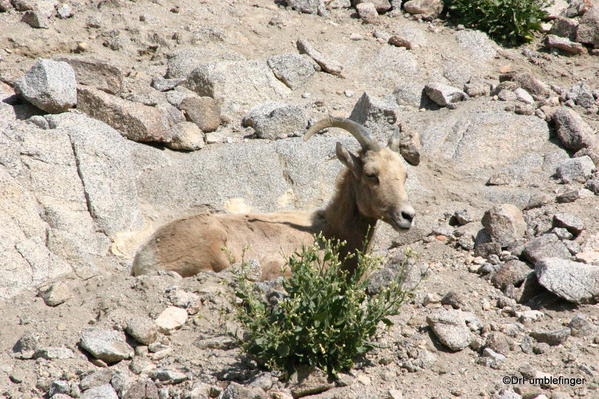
<box><xmin>401</xmin><ymin>210</ymin><xmax>414</xmax><ymax>222</ymax></box>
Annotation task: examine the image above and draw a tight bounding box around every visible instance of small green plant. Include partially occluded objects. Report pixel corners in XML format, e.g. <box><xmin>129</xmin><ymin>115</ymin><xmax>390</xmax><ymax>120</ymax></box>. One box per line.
<box><xmin>233</xmin><ymin>236</ymin><xmax>413</xmax><ymax>378</ymax></box>
<box><xmin>444</xmin><ymin>0</ymin><xmax>552</xmax><ymax>46</ymax></box>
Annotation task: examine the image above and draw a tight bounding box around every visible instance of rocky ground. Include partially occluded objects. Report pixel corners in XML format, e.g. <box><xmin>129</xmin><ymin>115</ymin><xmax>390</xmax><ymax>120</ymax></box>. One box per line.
<box><xmin>0</xmin><ymin>0</ymin><xmax>598</xmax><ymax>398</ymax></box>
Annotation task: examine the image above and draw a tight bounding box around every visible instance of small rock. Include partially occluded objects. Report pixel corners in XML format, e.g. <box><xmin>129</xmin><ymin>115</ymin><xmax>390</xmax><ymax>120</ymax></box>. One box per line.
<box><xmin>440</xmin><ymin>291</ymin><xmax>466</xmax><ymax>309</ymax></box>
<box><xmin>168</xmin><ymin>121</ymin><xmax>205</xmax><ymax>151</ymax></box>
<box><xmin>356</xmin><ymin>2</ymin><xmax>379</xmax><ymax>23</ymax></box>
<box><xmin>388</xmin><ymin>35</ymin><xmax>413</xmax><ymax>49</ymax></box>
<box><xmin>77</xmin><ymin>87</ymin><xmax>173</xmax><ymax>143</ymax></box>
<box><xmin>586</xmin><ymin>175</ymin><xmax>599</xmax><ymax>194</ymax></box>
<box><xmin>427</xmin><ymin>310</ymin><xmax>479</xmax><ymax>351</ymax></box>
<box><xmin>81</xmin><ymin>384</ymin><xmax>118</xmax><ymax>399</ymax></box>
<box><xmin>34</xmin><ymin>346</ymin><xmax>74</xmax><ymax>360</ymax></box>
<box><xmin>516</xmin><ymin>309</ymin><xmax>545</xmax><ymax>323</ymax></box>
<box><xmin>285</xmin><ymin>0</ymin><xmax>326</xmax><ymax>15</ymax></box>
<box><xmin>267</xmin><ymin>53</ymin><xmax>315</xmax><ymax>90</ymax></box>
<box><xmin>56</xmin><ymin>3</ymin><xmax>73</xmax><ymax>19</ymax></box>
<box><xmin>80</xmin><ymin>369</ymin><xmax>113</xmax><ymax>391</ymax></box>
<box><xmin>155</xmin><ymin>306</ymin><xmax>188</xmax><ymax>332</ymax></box>
<box><xmin>349</xmin><ymin>91</ymin><xmax>399</xmax><ymax>138</ymax></box>
<box><xmin>536</xmin><ymin>257</ymin><xmax>599</xmax><ymax>304</ymax></box>
<box><xmin>576</xmin><ymin>5</ymin><xmax>599</xmax><ymax>48</ymax></box>
<box><xmin>424</xmin><ymin>83</ymin><xmax>468</xmax><ymax>107</ymax></box>
<box><xmin>530</xmin><ymin>328</ymin><xmax>571</xmax><ymax>346</ymax></box>
<box><xmin>126</xmin><ymin>317</ymin><xmax>158</xmax><ymax>345</ymax></box>
<box><xmin>123</xmin><ymin>379</ymin><xmax>159</xmax><ymax>399</ymax></box>
<box><xmin>79</xmin><ymin>328</ymin><xmax>134</xmax><ymax>363</ymax></box>
<box><xmin>552</xmin><ymin>107</ymin><xmax>596</xmax><ymax>151</ymax></box>
<box><xmin>15</xmin><ymin>59</ymin><xmax>77</xmax><ymax>113</ymax></box>
<box><xmin>148</xmin><ymin>369</ymin><xmax>188</xmax><ymax>384</ymax></box>
<box><xmin>221</xmin><ymin>382</ymin><xmax>267</xmax><ymax>399</ymax></box>
<box><xmin>522</xmin><ymin>234</ymin><xmax>571</xmax><ymax>264</ymax></box>
<box><xmin>403</xmin><ymin>0</ymin><xmax>444</xmax><ymax>19</ymax></box>
<box><xmin>243</xmin><ymin>102</ymin><xmax>307</xmax><ymax>140</ymax></box>
<box><xmin>514</xmin><ymin>88</ymin><xmax>534</xmax><ymax>105</ymax></box>
<box><xmin>22</xmin><ymin>10</ymin><xmax>49</xmax><ymax>29</ymax></box>
<box><xmin>545</xmin><ymin>35</ymin><xmax>586</xmax><ymax>55</ymax></box>
<box><xmin>450</xmin><ymin>209</ymin><xmax>472</xmax><ymax>226</ymax></box>
<box><xmin>552</xmin><ymin>227</ymin><xmax>574</xmax><ymax>240</ymax></box>
<box><xmin>553</xmin><ymin>213</ymin><xmax>584</xmax><ymax>236</ymax></box>
<box><xmin>566</xmin><ymin>82</ymin><xmax>595</xmax><ymax>109</ymax></box>
<box><xmin>491</xmin><ymin>260</ymin><xmax>531</xmax><ymax>290</ymax></box>
<box><xmin>38</xmin><ymin>281</ymin><xmax>71</xmax><ymax>306</ymax></box>
<box><xmin>551</xmin><ymin>17</ymin><xmax>579</xmax><ymax>40</ymax></box>
<box><xmin>464</xmin><ymin>81</ymin><xmax>491</xmax><ymax>97</ymax></box>
<box><xmin>556</xmin><ymin>189</ymin><xmax>582</xmax><ymax>203</ymax></box>
<box><xmin>58</xmin><ymin>57</ymin><xmax>124</xmax><ymax>95</ymax></box>
<box><xmin>556</xmin><ymin>156</ymin><xmax>596</xmax><ymax>184</ymax></box>
<box><xmin>568</xmin><ymin>314</ymin><xmax>596</xmax><ymax>337</ymax></box>
<box><xmin>296</xmin><ymin>39</ymin><xmax>343</xmax><ymax>77</ymax></box>
<box><xmin>151</xmin><ymin>77</ymin><xmax>184</xmax><ymax>92</ymax></box>
<box><xmin>179</xmin><ymin>96</ymin><xmax>220</xmax><ymax>132</ymax></box>
<box><xmin>498</xmin><ymin>89</ymin><xmax>517</xmax><ymax>102</ymax></box>
<box><xmin>481</xmin><ymin>204</ymin><xmax>527</xmax><ymax>247</ymax></box>
<box><xmin>388</xmin><ymin>389</ymin><xmax>403</xmax><ymax>399</ymax></box>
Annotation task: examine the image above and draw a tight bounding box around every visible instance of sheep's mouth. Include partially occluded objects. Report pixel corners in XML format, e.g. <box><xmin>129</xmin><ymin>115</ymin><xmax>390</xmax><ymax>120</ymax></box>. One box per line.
<box><xmin>384</xmin><ymin>216</ymin><xmax>413</xmax><ymax>231</ymax></box>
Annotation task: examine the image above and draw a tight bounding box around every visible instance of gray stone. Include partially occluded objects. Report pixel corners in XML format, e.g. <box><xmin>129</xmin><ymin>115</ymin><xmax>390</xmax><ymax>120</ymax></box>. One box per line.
<box><xmin>22</xmin><ymin>9</ymin><xmax>49</xmax><ymax>28</ymax></box>
<box><xmin>221</xmin><ymin>382</ymin><xmax>266</xmax><ymax>399</ymax></box>
<box><xmin>38</xmin><ymin>281</ymin><xmax>71</xmax><ymax>306</ymax></box>
<box><xmin>530</xmin><ymin>328</ymin><xmax>571</xmax><ymax>346</ymax></box>
<box><xmin>556</xmin><ymin>156</ymin><xmax>596</xmax><ymax>184</ymax></box>
<box><xmin>155</xmin><ymin>306</ymin><xmax>188</xmax><ymax>332</ymax></box>
<box><xmin>267</xmin><ymin>53</ymin><xmax>315</xmax><ymax>90</ymax></box>
<box><xmin>545</xmin><ymin>35</ymin><xmax>586</xmax><ymax>55</ymax></box>
<box><xmin>482</xmin><ymin>204</ymin><xmax>527</xmax><ymax>247</ymax></box>
<box><xmin>185</xmin><ymin>60</ymin><xmax>290</xmax><ymax>117</ymax></box>
<box><xmin>33</xmin><ymin>346</ymin><xmax>74</xmax><ymax>360</ymax></box>
<box><xmin>501</xmin><ymin>72</ymin><xmax>551</xmax><ymax>98</ymax></box>
<box><xmin>356</xmin><ymin>2</ymin><xmax>379</xmax><ymax>22</ymax></box>
<box><xmin>576</xmin><ymin>6</ymin><xmax>599</xmax><ymax>48</ymax></box>
<box><xmin>355</xmin><ymin>0</ymin><xmax>392</xmax><ymax>13</ymax></box>
<box><xmin>243</xmin><ymin>102</ymin><xmax>307</xmax><ymax>140</ymax></box>
<box><xmin>553</xmin><ymin>227</ymin><xmax>574</xmax><ymax>240</ymax></box>
<box><xmin>367</xmin><ymin>45</ymin><xmax>419</xmax><ymax>88</ymax></box>
<box><xmin>79</xmin><ymin>328</ymin><xmax>133</xmax><ymax>363</ymax></box>
<box><xmin>151</xmin><ymin>76</ymin><xmax>184</xmax><ymax>92</ymax></box>
<box><xmin>491</xmin><ymin>260</ymin><xmax>531</xmax><ymax>290</ymax></box>
<box><xmin>426</xmin><ymin>310</ymin><xmax>479</xmax><ymax>351</ymax></box>
<box><xmin>296</xmin><ymin>39</ymin><xmax>343</xmax><ymax>77</ymax></box>
<box><xmin>568</xmin><ymin>314</ymin><xmax>596</xmax><ymax>337</ymax></box>
<box><xmin>514</xmin><ymin>88</ymin><xmax>534</xmax><ymax>105</ymax></box>
<box><xmin>168</xmin><ymin>121</ymin><xmax>205</xmax><ymax>151</ymax></box>
<box><xmin>398</xmin><ymin>124</ymin><xmax>421</xmax><ymax>166</ymax></box>
<box><xmin>393</xmin><ymin>83</ymin><xmax>425</xmax><ymax>107</ymax></box>
<box><xmin>15</xmin><ymin>59</ymin><xmax>77</xmax><ymax>113</ymax></box>
<box><xmin>81</xmin><ymin>384</ymin><xmax>119</xmax><ymax>399</ymax></box>
<box><xmin>349</xmin><ymin>92</ymin><xmax>399</xmax><ymax>140</ymax></box>
<box><xmin>566</xmin><ymin>82</ymin><xmax>595</xmax><ymax>109</ymax></box>
<box><xmin>536</xmin><ymin>257</ymin><xmax>599</xmax><ymax>303</ymax></box>
<box><xmin>166</xmin><ymin>47</ymin><xmax>244</xmax><ymax>79</ymax></box>
<box><xmin>586</xmin><ymin>175</ymin><xmax>599</xmax><ymax>194</ymax></box>
<box><xmin>454</xmin><ymin>30</ymin><xmax>497</xmax><ymax>62</ymax></box>
<box><xmin>123</xmin><ymin>379</ymin><xmax>159</xmax><ymax>399</ymax></box>
<box><xmin>424</xmin><ymin>83</ymin><xmax>467</xmax><ymax>107</ymax></box>
<box><xmin>403</xmin><ymin>0</ymin><xmax>443</xmax><ymax>18</ymax></box>
<box><xmin>553</xmin><ymin>213</ymin><xmax>584</xmax><ymax>236</ymax></box>
<box><xmin>388</xmin><ymin>35</ymin><xmax>414</xmax><ymax>50</ymax></box>
<box><xmin>464</xmin><ymin>81</ymin><xmax>491</xmax><ymax>97</ymax></box>
<box><xmin>57</xmin><ymin>57</ymin><xmax>124</xmax><ymax>94</ymax></box>
<box><xmin>551</xmin><ymin>17</ymin><xmax>579</xmax><ymax>40</ymax></box>
<box><xmin>46</xmin><ymin>113</ymin><xmax>143</xmax><ymax>237</ymax></box>
<box><xmin>179</xmin><ymin>96</ymin><xmax>220</xmax><ymax>132</ymax></box>
<box><xmin>126</xmin><ymin>317</ymin><xmax>158</xmax><ymax>345</ymax></box>
<box><xmin>148</xmin><ymin>369</ymin><xmax>188</xmax><ymax>384</ymax></box>
<box><xmin>285</xmin><ymin>0</ymin><xmax>325</xmax><ymax>14</ymax></box>
<box><xmin>523</xmin><ymin>234</ymin><xmax>571</xmax><ymax>264</ymax></box>
<box><xmin>56</xmin><ymin>3</ymin><xmax>73</xmax><ymax>18</ymax></box>
<box><xmin>77</xmin><ymin>87</ymin><xmax>173</xmax><ymax>143</ymax></box>
<box><xmin>79</xmin><ymin>368</ymin><xmax>115</xmax><ymax>391</ymax></box>
<box><xmin>552</xmin><ymin>108</ymin><xmax>596</xmax><ymax>151</ymax></box>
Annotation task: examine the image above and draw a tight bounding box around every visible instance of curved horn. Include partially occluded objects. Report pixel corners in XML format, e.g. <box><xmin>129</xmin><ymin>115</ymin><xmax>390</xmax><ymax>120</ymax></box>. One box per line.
<box><xmin>303</xmin><ymin>117</ymin><xmax>381</xmax><ymax>152</ymax></box>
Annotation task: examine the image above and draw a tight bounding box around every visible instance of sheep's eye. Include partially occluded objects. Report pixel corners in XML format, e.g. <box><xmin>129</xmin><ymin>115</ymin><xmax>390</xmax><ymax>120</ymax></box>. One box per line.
<box><xmin>365</xmin><ymin>173</ymin><xmax>379</xmax><ymax>183</ymax></box>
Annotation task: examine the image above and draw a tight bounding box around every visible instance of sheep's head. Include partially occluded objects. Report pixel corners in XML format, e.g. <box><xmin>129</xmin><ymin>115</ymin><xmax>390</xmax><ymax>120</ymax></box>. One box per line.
<box><xmin>305</xmin><ymin>117</ymin><xmax>415</xmax><ymax>230</ymax></box>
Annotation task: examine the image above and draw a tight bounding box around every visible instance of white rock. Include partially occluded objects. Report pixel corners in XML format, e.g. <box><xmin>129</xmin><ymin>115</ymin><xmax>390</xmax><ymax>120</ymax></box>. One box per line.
<box><xmin>155</xmin><ymin>306</ymin><xmax>188</xmax><ymax>332</ymax></box>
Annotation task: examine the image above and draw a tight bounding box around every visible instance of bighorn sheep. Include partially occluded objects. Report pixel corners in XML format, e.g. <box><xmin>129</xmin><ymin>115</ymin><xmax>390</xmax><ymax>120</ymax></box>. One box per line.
<box><xmin>132</xmin><ymin>117</ymin><xmax>415</xmax><ymax>279</ymax></box>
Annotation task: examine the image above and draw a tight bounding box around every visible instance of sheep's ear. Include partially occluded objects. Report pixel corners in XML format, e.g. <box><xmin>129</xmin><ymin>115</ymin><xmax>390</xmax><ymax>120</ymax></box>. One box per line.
<box><xmin>336</xmin><ymin>142</ymin><xmax>362</xmax><ymax>177</ymax></box>
<box><xmin>387</xmin><ymin>130</ymin><xmax>401</xmax><ymax>153</ymax></box>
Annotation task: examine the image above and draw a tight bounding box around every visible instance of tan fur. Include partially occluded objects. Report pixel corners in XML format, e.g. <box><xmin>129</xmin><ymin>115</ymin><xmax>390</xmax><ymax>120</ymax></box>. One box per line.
<box><xmin>132</xmin><ymin>118</ymin><xmax>415</xmax><ymax>279</ymax></box>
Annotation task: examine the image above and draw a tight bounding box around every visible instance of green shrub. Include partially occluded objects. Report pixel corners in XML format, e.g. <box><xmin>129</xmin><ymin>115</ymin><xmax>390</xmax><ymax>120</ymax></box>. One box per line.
<box><xmin>233</xmin><ymin>236</ymin><xmax>413</xmax><ymax>378</ymax></box>
<box><xmin>445</xmin><ymin>0</ymin><xmax>552</xmax><ymax>45</ymax></box>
